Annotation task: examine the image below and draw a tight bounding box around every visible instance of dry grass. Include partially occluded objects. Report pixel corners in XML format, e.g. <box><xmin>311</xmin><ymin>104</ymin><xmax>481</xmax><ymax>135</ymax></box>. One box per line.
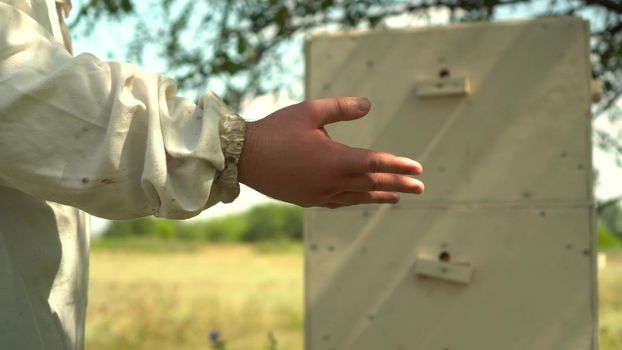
<box><xmin>600</xmin><ymin>251</ymin><xmax>622</xmax><ymax>350</ymax></box>
<box><xmin>86</xmin><ymin>244</ymin><xmax>622</xmax><ymax>349</ymax></box>
<box><xmin>86</xmin><ymin>243</ymin><xmax>303</xmax><ymax>350</ymax></box>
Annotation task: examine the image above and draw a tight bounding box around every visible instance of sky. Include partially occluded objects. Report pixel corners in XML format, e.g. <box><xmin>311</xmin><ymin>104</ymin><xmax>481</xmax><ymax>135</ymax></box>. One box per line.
<box><xmin>68</xmin><ymin>1</ymin><xmax>622</xmax><ymax>234</ymax></box>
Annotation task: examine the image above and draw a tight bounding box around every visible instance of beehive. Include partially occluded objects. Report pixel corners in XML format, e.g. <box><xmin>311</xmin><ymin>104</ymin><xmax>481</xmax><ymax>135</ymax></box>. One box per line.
<box><xmin>305</xmin><ymin>17</ymin><xmax>597</xmax><ymax>350</ymax></box>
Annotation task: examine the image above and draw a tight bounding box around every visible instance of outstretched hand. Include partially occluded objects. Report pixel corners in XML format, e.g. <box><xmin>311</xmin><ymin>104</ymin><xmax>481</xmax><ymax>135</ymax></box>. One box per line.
<box><xmin>238</xmin><ymin>97</ymin><xmax>424</xmax><ymax>208</ymax></box>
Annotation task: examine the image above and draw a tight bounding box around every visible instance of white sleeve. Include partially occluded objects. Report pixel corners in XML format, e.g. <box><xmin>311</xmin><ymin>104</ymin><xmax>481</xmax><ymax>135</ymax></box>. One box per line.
<box><xmin>0</xmin><ymin>4</ymin><xmax>246</xmax><ymax>219</ymax></box>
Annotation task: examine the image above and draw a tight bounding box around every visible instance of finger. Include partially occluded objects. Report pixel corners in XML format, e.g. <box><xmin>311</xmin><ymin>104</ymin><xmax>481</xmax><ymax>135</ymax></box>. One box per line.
<box><xmin>303</xmin><ymin>97</ymin><xmax>371</xmax><ymax>127</ymax></box>
<box><xmin>346</xmin><ymin>148</ymin><xmax>423</xmax><ymax>175</ymax></box>
<box><xmin>327</xmin><ymin>191</ymin><xmax>401</xmax><ymax>205</ymax></box>
<box><xmin>320</xmin><ymin>203</ymin><xmax>352</xmax><ymax>209</ymax></box>
<box><xmin>342</xmin><ymin>173</ymin><xmax>424</xmax><ymax>194</ymax></box>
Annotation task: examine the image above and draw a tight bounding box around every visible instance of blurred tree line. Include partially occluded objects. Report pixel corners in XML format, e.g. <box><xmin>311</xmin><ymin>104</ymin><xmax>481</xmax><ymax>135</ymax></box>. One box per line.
<box><xmin>599</xmin><ymin>201</ymin><xmax>622</xmax><ymax>248</ymax></box>
<box><xmin>103</xmin><ymin>203</ymin><xmax>304</xmax><ymax>242</ymax></box>
<box><xmin>102</xmin><ymin>201</ymin><xmax>622</xmax><ymax>248</ymax></box>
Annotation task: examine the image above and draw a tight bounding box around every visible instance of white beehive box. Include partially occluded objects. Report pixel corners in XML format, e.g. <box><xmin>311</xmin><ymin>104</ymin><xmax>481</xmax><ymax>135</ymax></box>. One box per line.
<box><xmin>305</xmin><ymin>17</ymin><xmax>597</xmax><ymax>350</ymax></box>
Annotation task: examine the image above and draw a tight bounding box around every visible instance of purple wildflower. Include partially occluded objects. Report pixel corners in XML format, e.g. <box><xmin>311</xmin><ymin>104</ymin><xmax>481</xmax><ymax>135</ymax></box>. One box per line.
<box><xmin>209</xmin><ymin>330</ymin><xmax>221</xmax><ymax>344</ymax></box>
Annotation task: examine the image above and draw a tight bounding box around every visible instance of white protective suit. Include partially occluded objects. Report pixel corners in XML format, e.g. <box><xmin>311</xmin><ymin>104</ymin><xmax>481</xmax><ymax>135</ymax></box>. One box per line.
<box><xmin>0</xmin><ymin>1</ymin><xmax>246</xmax><ymax>349</ymax></box>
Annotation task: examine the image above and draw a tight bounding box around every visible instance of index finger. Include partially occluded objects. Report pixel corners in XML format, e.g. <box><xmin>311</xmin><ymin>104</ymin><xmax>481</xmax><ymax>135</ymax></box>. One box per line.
<box><xmin>347</xmin><ymin>148</ymin><xmax>423</xmax><ymax>175</ymax></box>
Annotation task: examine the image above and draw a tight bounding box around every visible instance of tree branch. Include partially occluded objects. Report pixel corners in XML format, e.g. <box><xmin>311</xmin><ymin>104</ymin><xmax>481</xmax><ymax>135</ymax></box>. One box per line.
<box><xmin>582</xmin><ymin>0</ymin><xmax>622</xmax><ymax>13</ymax></box>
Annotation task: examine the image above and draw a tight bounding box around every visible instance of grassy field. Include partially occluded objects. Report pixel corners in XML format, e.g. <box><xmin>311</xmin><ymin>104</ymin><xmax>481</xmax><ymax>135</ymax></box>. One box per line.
<box><xmin>86</xmin><ymin>243</ymin><xmax>622</xmax><ymax>349</ymax></box>
<box><xmin>600</xmin><ymin>251</ymin><xmax>622</xmax><ymax>350</ymax></box>
<box><xmin>86</xmin><ymin>243</ymin><xmax>304</xmax><ymax>350</ymax></box>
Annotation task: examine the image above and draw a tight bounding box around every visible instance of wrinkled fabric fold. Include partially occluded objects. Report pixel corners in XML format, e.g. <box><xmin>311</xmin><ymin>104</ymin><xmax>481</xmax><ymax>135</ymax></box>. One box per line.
<box><xmin>0</xmin><ymin>3</ymin><xmax>246</xmax><ymax>219</ymax></box>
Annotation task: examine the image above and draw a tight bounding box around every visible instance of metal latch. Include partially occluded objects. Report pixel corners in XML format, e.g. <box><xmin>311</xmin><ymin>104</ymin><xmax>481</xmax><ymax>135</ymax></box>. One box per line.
<box><xmin>416</xmin><ymin>76</ymin><xmax>471</xmax><ymax>98</ymax></box>
<box><xmin>414</xmin><ymin>258</ymin><xmax>473</xmax><ymax>284</ymax></box>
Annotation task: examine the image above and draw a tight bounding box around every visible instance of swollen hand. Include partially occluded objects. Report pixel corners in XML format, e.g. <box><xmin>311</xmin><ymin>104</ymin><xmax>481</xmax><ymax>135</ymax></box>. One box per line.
<box><xmin>237</xmin><ymin>97</ymin><xmax>424</xmax><ymax>208</ymax></box>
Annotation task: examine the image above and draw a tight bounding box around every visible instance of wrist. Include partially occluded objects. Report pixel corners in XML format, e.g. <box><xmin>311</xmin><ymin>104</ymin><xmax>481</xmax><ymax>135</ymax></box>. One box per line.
<box><xmin>237</xmin><ymin>120</ymin><xmax>259</xmax><ymax>187</ymax></box>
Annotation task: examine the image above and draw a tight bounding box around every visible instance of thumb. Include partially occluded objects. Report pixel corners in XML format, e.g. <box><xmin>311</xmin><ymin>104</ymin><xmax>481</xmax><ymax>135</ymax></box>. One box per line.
<box><xmin>304</xmin><ymin>97</ymin><xmax>371</xmax><ymax>127</ymax></box>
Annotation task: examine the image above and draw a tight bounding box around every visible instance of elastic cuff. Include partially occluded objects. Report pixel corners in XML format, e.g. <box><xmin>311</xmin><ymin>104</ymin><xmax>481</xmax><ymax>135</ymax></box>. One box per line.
<box><xmin>213</xmin><ymin>97</ymin><xmax>246</xmax><ymax>203</ymax></box>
